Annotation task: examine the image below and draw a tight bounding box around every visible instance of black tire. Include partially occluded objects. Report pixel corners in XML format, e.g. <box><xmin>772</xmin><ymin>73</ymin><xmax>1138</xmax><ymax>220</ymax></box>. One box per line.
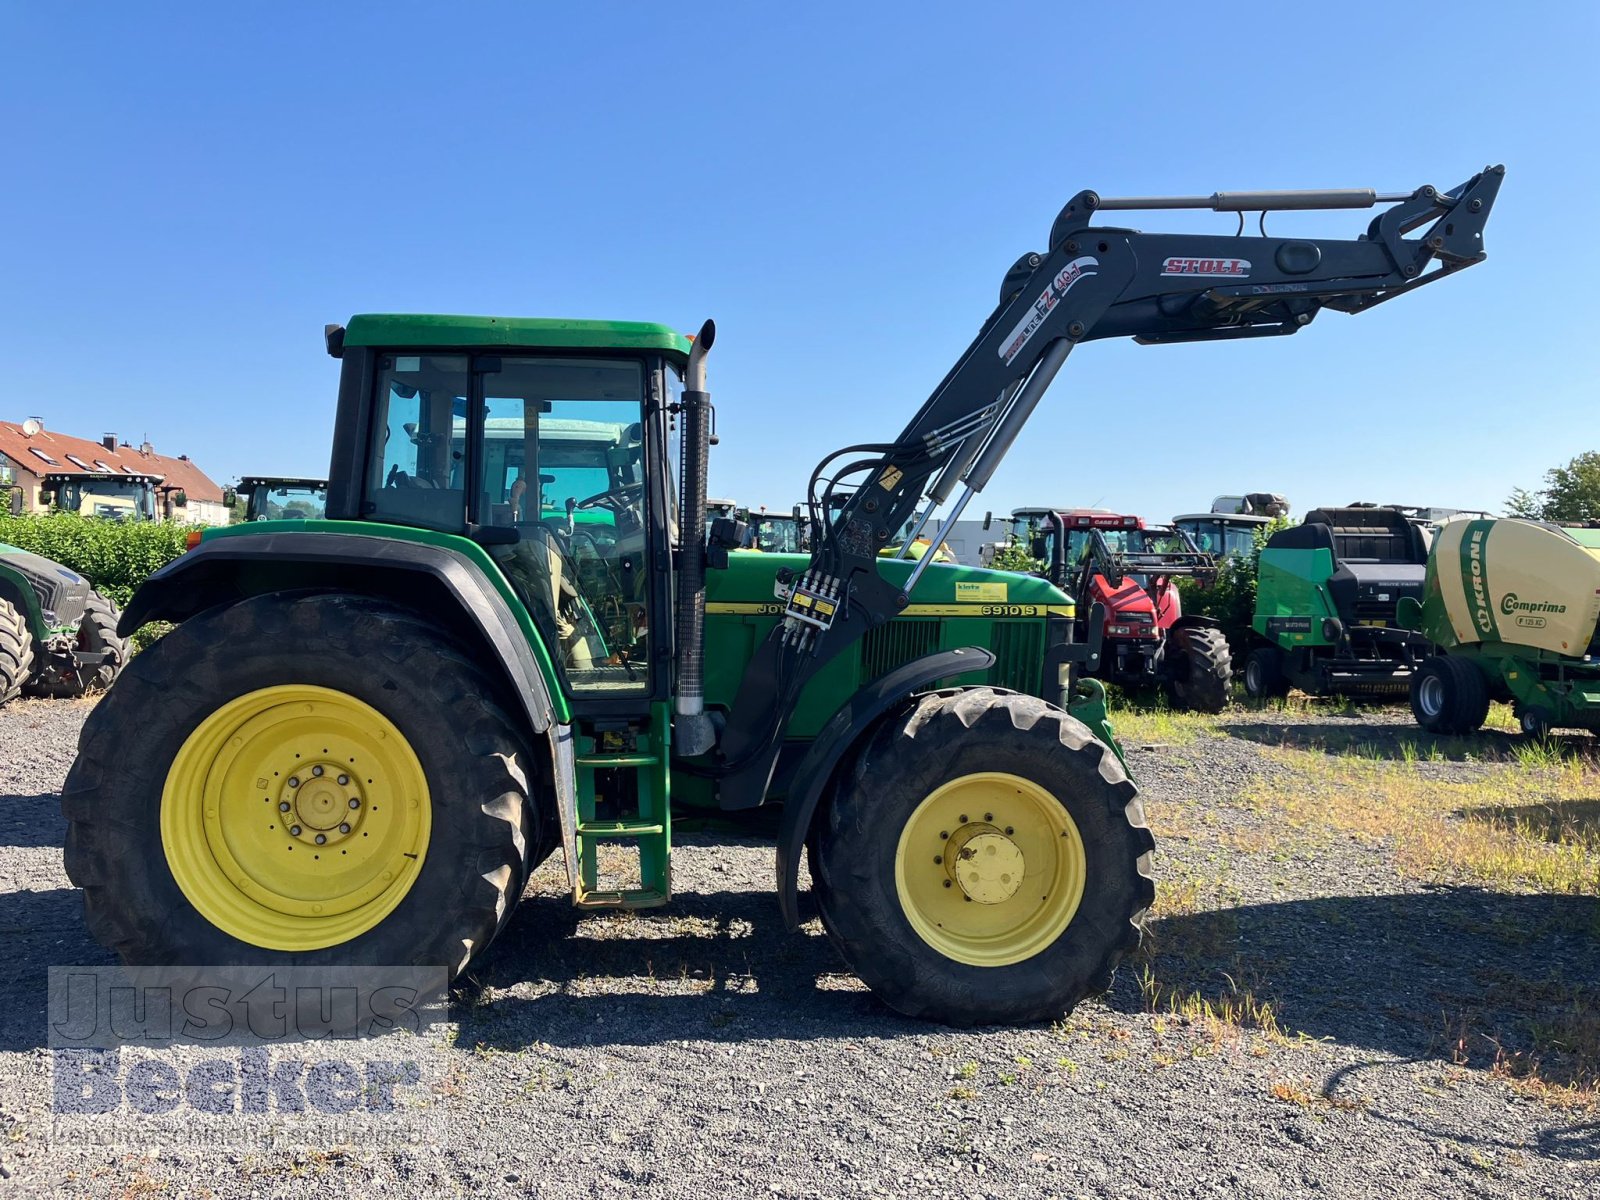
<box><xmin>62</xmin><ymin>593</ymin><xmax>543</xmax><ymax>979</ymax></box>
<box><xmin>1518</xmin><ymin>707</ymin><xmax>1553</xmax><ymax>740</ymax></box>
<box><xmin>28</xmin><ymin>590</ymin><xmax>128</xmax><ymax>698</ymax></box>
<box><xmin>811</xmin><ymin>688</ymin><xmax>1155</xmax><ymax>1025</ymax></box>
<box><xmin>1243</xmin><ymin>645</ymin><xmax>1290</xmax><ymax>700</ymax></box>
<box><xmin>1164</xmin><ymin>624</ymin><xmax>1232</xmax><ymax>713</ymax></box>
<box><xmin>0</xmin><ymin>596</ymin><xmax>31</xmax><ymax>705</ymax></box>
<box><xmin>1410</xmin><ymin>654</ymin><xmax>1490</xmax><ymax>735</ymax></box>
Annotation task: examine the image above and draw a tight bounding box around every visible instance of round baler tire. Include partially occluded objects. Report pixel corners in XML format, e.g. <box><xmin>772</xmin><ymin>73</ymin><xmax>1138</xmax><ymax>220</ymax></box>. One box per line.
<box><xmin>0</xmin><ymin>596</ymin><xmax>32</xmax><ymax>705</ymax></box>
<box><xmin>811</xmin><ymin>688</ymin><xmax>1155</xmax><ymax>1026</ymax></box>
<box><xmin>61</xmin><ymin>592</ymin><xmax>541</xmax><ymax>978</ymax></box>
<box><xmin>1410</xmin><ymin>654</ymin><xmax>1490</xmax><ymax>736</ymax></box>
<box><xmin>1165</xmin><ymin>625</ymin><xmax>1232</xmax><ymax>713</ymax></box>
<box><xmin>1244</xmin><ymin>645</ymin><xmax>1290</xmax><ymax>700</ymax></box>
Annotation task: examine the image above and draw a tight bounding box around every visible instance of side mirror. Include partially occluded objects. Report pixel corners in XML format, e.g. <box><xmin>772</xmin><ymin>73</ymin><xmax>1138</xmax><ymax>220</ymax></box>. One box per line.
<box><xmin>173</xmin><ymin>489</ymin><xmax>188</xmax><ymax>508</ymax></box>
<box><xmin>223</xmin><ymin>487</ymin><xmax>238</xmax><ymax>507</ymax></box>
<box><xmin>982</xmin><ymin>511</ymin><xmax>993</xmax><ymax>531</ymax></box>
<box><xmin>1029</xmin><ymin>536</ymin><xmax>1047</xmax><ymax>559</ymax></box>
<box><xmin>7</xmin><ymin>485</ymin><xmax>20</xmax><ymax>517</ymax></box>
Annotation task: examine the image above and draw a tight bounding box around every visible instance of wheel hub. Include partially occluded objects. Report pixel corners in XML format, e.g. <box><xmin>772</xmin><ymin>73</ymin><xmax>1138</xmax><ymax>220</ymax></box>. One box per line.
<box><xmin>282</xmin><ymin>763</ymin><xmax>365</xmax><ymax>846</ymax></box>
<box><xmin>945</xmin><ymin>826</ymin><xmax>1024</xmax><ymax>904</ymax></box>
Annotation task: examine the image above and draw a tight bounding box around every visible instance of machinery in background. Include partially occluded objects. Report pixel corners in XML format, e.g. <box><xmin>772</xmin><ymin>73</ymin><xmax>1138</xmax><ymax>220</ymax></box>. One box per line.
<box><xmin>236</xmin><ymin>476</ymin><xmax>329</xmax><ymax>522</ymax></box>
<box><xmin>1173</xmin><ymin>492</ymin><xmax>1288</xmax><ymax>559</ymax></box>
<box><xmin>1244</xmin><ymin>505</ymin><xmax>1433</xmax><ymax>698</ymax></box>
<box><xmin>1012</xmin><ymin>508</ymin><xmax>1231</xmax><ymax>711</ymax></box>
<box><xmin>0</xmin><ymin>544</ymin><xmax>126</xmax><ymax>705</ymax></box>
<box><xmin>1401</xmin><ymin>517</ymin><xmax>1600</xmax><ymax>737</ymax></box>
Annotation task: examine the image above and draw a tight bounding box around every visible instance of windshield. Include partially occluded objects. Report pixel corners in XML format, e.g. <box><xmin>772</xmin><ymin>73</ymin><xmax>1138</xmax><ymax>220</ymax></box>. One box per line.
<box><xmin>248</xmin><ymin>484</ymin><xmax>327</xmax><ymax>521</ymax></box>
<box><xmin>751</xmin><ymin>515</ymin><xmax>804</xmax><ymax>553</ymax></box>
<box><xmin>56</xmin><ymin>479</ymin><xmax>154</xmax><ymax>521</ymax></box>
<box><xmin>1176</xmin><ymin>518</ymin><xmax>1258</xmax><ymax>558</ymax></box>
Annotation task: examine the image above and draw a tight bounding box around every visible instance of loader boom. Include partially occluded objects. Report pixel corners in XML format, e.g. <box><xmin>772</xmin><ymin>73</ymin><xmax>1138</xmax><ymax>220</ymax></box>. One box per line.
<box><xmin>714</xmin><ymin>165</ymin><xmax>1505</xmax><ymax>806</ymax></box>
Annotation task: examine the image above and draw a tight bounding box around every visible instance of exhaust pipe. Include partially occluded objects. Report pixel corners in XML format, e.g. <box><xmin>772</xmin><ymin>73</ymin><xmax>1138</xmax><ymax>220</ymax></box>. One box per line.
<box><xmin>674</xmin><ymin>319</ymin><xmax>718</xmax><ymax>757</ymax></box>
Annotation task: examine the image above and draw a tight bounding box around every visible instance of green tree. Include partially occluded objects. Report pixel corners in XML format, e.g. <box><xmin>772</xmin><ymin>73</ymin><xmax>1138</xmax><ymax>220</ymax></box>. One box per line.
<box><xmin>989</xmin><ymin>535</ymin><xmax>1042</xmax><ymax>574</ymax></box>
<box><xmin>1507</xmin><ymin>452</ymin><xmax>1600</xmax><ymax>522</ymax></box>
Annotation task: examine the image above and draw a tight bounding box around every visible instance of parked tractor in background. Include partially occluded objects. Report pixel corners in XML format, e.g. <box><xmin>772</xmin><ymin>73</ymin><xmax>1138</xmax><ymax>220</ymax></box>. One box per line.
<box><xmin>1173</xmin><ymin>492</ymin><xmax>1289</xmax><ymax>559</ymax></box>
<box><xmin>41</xmin><ymin>470</ymin><xmax>164</xmax><ymax>522</ymax></box>
<box><xmin>1400</xmin><ymin>517</ymin><xmax>1600</xmax><ymax>737</ymax></box>
<box><xmin>1011</xmin><ymin>508</ymin><xmax>1232</xmax><ymax>712</ymax></box>
<box><xmin>237</xmin><ymin>476</ymin><xmax>328</xmax><ymax>522</ymax></box>
<box><xmin>0</xmin><ymin>544</ymin><xmax>127</xmax><ymax>705</ymax></box>
<box><xmin>62</xmin><ymin>167</ymin><xmax>1501</xmax><ymax>1025</ymax></box>
<box><xmin>1245</xmin><ymin>505</ymin><xmax>1434</xmax><ymax>699</ymax></box>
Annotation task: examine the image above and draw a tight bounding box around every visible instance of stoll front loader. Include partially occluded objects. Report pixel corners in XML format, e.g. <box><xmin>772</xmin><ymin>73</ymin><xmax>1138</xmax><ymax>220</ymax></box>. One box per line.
<box><xmin>1402</xmin><ymin>518</ymin><xmax>1600</xmax><ymax>737</ymax></box>
<box><xmin>63</xmin><ymin>167</ymin><xmax>1502</xmax><ymax>1024</ymax></box>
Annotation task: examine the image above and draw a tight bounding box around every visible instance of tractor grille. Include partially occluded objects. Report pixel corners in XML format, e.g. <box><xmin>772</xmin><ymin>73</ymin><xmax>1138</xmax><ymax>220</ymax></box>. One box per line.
<box><xmin>861</xmin><ymin>619</ymin><xmax>941</xmax><ymax>682</ymax></box>
<box><xmin>989</xmin><ymin>622</ymin><xmax>1044</xmax><ymax>694</ymax></box>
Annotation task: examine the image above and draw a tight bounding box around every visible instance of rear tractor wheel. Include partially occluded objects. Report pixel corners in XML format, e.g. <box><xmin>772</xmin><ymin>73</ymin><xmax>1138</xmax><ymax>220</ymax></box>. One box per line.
<box><xmin>811</xmin><ymin>688</ymin><xmax>1155</xmax><ymax>1025</ymax></box>
<box><xmin>62</xmin><ymin>593</ymin><xmax>542</xmax><ymax>978</ymax></box>
<box><xmin>0</xmin><ymin>596</ymin><xmax>32</xmax><ymax>706</ymax></box>
<box><xmin>1164</xmin><ymin>625</ymin><xmax>1232</xmax><ymax>713</ymax></box>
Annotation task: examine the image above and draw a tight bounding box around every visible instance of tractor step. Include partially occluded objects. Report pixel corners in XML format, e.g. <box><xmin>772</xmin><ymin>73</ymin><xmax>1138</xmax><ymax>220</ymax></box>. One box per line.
<box><xmin>572</xmin><ymin>707</ymin><xmax>672</xmax><ymax>910</ymax></box>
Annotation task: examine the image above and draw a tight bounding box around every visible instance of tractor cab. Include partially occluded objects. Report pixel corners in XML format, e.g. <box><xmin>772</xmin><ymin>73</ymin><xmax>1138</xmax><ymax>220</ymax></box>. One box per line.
<box><xmin>43</xmin><ymin>470</ymin><xmax>160</xmax><ymax>521</ymax></box>
<box><xmin>238</xmin><ymin>476</ymin><xmax>328</xmax><ymax>521</ymax></box>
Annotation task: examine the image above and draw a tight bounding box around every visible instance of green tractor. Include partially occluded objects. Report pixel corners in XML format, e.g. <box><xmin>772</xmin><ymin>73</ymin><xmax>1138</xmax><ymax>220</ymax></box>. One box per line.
<box><xmin>63</xmin><ymin>169</ymin><xmax>1500</xmax><ymax>1023</ymax></box>
<box><xmin>1401</xmin><ymin>517</ymin><xmax>1600</xmax><ymax>737</ymax></box>
<box><xmin>236</xmin><ymin>476</ymin><xmax>329</xmax><ymax>521</ymax></box>
<box><xmin>0</xmin><ymin>544</ymin><xmax>127</xmax><ymax>705</ymax></box>
<box><xmin>1243</xmin><ymin>505</ymin><xmax>1436</xmax><ymax>699</ymax></box>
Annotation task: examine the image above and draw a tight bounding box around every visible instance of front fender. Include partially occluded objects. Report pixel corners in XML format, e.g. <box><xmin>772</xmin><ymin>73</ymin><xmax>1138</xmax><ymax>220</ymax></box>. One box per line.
<box><xmin>773</xmin><ymin>646</ymin><xmax>995</xmax><ymax>930</ymax></box>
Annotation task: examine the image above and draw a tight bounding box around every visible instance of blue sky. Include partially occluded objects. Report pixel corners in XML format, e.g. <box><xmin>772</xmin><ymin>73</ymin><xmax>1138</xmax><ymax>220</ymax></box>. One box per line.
<box><xmin>1</xmin><ymin>3</ymin><xmax>1594</xmax><ymax>523</ymax></box>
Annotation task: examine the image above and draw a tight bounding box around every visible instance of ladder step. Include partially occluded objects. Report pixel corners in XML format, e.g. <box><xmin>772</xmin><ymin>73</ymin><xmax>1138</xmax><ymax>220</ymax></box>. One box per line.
<box><xmin>577</xmin><ymin>820</ymin><xmax>665</xmax><ymax>837</ymax></box>
<box><xmin>575</xmin><ymin>754</ymin><xmax>660</xmax><ymax>767</ymax></box>
<box><xmin>575</xmin><ymin>887</ymin><xmax>669</xmax><ymax>910</ymax></box>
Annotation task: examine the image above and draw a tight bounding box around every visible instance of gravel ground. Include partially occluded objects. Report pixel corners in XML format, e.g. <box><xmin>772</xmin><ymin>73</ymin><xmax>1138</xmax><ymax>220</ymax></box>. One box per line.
<box><xmin>1</xmin><ymin>697</ymin><xmax>1596</xmax><ymax>1198</ymax></box>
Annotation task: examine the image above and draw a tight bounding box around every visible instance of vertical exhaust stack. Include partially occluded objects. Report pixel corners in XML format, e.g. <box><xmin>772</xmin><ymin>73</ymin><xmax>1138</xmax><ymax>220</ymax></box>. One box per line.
<box><xmin>674</xmin><ymin>319</ymin><xmax>718</xmax><ymax>757</ymax></box>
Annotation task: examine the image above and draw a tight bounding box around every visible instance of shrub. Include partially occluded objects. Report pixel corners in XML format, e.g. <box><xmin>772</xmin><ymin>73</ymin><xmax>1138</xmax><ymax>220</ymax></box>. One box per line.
<box><xmin>0</xmin><ymin>513</ymin><xmax>195</xmax><ymax>647</ymax></box>
<box><xmin>1176</xmin><ymin>517</ymin><xmax>1289</xmax><ymax>656</ymax></box>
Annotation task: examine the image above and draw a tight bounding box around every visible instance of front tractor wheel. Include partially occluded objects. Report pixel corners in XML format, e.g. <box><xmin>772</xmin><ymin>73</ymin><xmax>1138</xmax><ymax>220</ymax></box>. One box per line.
<box><xmin>812</xmin><ymin>688</ymin><xmax>1155</xmax><ymax>1025</ymax></box>
<box><xmin>62</xmin><ymin>593</ymin><xmax>540</xmax><ymax>978</ymax></box>
<box><xmin>1164</xmin><ymin>625</ymin><xmax>1232</xmax><ymax>713</ymax></box>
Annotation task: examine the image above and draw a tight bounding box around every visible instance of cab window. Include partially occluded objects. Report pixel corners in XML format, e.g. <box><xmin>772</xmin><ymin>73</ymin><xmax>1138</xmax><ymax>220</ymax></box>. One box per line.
<box><xmin>364</xmin><ymin>355</ymin><xmax>470</xmax><ymax>531</ymax></box>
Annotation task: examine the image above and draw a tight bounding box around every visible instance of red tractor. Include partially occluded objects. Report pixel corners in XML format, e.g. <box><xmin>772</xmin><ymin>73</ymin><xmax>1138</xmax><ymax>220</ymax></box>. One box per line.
<box><xmin>1011</xmin><ymin>508</ymin><xmax>1232</xmax><ymax>711</ymax></box>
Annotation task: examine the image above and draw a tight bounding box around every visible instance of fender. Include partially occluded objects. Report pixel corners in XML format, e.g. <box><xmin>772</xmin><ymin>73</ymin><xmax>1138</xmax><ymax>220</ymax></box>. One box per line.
<box><xmin>123</xmin><ymin>530</ymin><xmax>581</xmax><ymax>885</ymax></box>
<box><xmin>1173</xmin><ymin>614</ymin><xmax>1220</xmax><ymax>629</ymax></box>
<box><xmin>773</xmin><ymin>645</ymin><xmax>995</xmax><ymax>930</ymax></box>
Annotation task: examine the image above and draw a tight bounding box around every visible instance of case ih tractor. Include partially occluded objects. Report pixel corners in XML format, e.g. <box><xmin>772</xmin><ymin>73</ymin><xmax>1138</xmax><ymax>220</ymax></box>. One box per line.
<box><xmin>0</xmin><ymin>544</ymin><xmax>126</xmax><ymax>705</ymax></box>
<box><xmin>64</xmin><ymin>168</ymin><xmax>1501</xmax><ymax>1024</ymax></box>
<box><xmin>1010</xmin><ymin>509</ymin><xmax>1232</xmax><ymax>712</ymax></box>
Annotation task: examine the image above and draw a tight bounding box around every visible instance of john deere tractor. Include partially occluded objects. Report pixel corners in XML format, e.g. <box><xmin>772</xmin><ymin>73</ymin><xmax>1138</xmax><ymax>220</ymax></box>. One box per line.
<box><xmin>64</xmin><ymin>168</ymin><xmax>1501</xmax><ymax>1024</ymax></box>
<box><xmin>1401</xmin><ymin>517</ymin><xmax>1600</xmax><ymax>737</ymax></box>
<box><xmin>0</xmin><ymin>545</ymin><xmax>126</xmax><ymax>705</ymax></box>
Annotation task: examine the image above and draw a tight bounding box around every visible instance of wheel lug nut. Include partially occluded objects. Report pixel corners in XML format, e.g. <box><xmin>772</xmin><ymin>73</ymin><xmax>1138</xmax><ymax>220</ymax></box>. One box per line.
<box><xmin>279</xmin><ymin>801</ymin><xmax>291</xmax><ymax>812</ymax></box>
<box><xmin>338</xmin><ymin>775</ymin><xmax>349</xmax><ymax>786</ymax></box>
<box><xmin>943</xmin><ymin>880</ymin><xmax>952</xmax><ymax>889</ymax></box>
<box><xmin>349</xmin><ymin>798</ymin><xmax>361</xmax><ymax>809</ymax></box>
<box><xmin>939</xmin><ymin>831</ymin><xmax>949</xmax><ymax>840</ymax></box>
<box><xmin>315</xmin><ymin>834</ymin><xmax>327</xmax><ymax>845</ymax></box>
<box><xmin>934</xmin><ymin>855</ymin><xmax>943</xmax><ymax>864</ymax></box>
<box><xmin>312</xmin><ymin>766</ymin><xmax>324</xmax><ymax>777</ymax></box>
<box><xmin>1005</xmin><ymin>827</ymin><xmax>1014</xmax><ymax>836</ymax></box>
<box><xmin>288</xmin><ymin>777</ymin><xmax>300</xmax><ymax>789</ymax></box>
<box><xmin>985</xmin><ymin>812</ymin><xmax>994</xmax><ymax>822</ymax></box>
<box><xmin>339</xmin><ymin>823</ymin><xmax>351</xmax><ymax>834</ymax></box>
<box><xmin>289</xmin><ymin>825</ymin><xmax>302</xmax><ymax>836</ymax></box>
<box><xmin>959</xmin><ymin>814</ymin><xmax>968</xmax><ymax>823</ymax></box>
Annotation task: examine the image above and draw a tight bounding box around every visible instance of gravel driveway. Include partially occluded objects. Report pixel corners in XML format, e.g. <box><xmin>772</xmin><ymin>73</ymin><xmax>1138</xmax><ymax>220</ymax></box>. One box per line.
<box><xmin>0</xmin><ymin>698</ymin><xmax>1595</xmax><ymax>1198</ymax></box>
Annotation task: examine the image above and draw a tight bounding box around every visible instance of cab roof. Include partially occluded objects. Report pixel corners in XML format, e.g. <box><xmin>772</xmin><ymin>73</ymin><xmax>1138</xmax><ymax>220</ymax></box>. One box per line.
<box><xmin>340</xmin><ymin>314</ymin><xmax>692</xmax><ymax>364</ymax></box>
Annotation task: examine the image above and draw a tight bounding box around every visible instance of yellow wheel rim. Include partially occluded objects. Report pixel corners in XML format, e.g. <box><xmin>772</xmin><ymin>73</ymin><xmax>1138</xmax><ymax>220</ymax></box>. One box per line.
<box><xmin>894</xmin><ymin>772</ymin><xmax>1086</xmax><ymax>968</ymax></box>
<box><xmin>161</xmin><ymin>685</ymin><xmax>432</xmax><ymax>952</ymax></box>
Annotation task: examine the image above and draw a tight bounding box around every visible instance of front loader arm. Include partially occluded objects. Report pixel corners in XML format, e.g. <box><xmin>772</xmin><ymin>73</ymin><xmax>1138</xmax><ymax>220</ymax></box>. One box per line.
<box><xmin>714</xmin><ymin>165</ymin><xmax>1503</xmax><ymax>808</ymax></box>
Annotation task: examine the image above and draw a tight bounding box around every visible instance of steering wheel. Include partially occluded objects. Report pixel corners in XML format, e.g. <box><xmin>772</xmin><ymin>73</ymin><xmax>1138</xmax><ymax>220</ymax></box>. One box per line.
<box><xmin>575</xmin><ymin>482</ymin><xmax>646</xmax><ymax>512</ymax></box>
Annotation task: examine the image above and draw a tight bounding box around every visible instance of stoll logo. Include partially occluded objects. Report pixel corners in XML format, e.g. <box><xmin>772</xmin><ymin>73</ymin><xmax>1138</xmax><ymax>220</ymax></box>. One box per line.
<box><xmin>1500</xmin><ymin>592</ymin><xmax>1567</xmax><ymax>616</ymax></box>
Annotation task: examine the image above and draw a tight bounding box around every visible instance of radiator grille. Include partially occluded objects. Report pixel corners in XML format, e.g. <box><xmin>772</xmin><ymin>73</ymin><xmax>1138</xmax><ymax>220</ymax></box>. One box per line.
<box><xmin>989</xmin><ymin>622</ymin><xmax>1044</xmax><ymax>693</ymax></box>
<box><xmin>860</xmin><ymin>619</ymin><xmax>941</xmax><ymax>682</ymax></box>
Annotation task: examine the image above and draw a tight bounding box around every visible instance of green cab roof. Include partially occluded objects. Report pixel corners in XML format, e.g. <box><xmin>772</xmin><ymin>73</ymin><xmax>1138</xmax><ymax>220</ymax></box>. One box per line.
<box><xmin>341</xmin><ymin>314</ymin><xmax>692</xmax><ymax>363</ymax></box>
